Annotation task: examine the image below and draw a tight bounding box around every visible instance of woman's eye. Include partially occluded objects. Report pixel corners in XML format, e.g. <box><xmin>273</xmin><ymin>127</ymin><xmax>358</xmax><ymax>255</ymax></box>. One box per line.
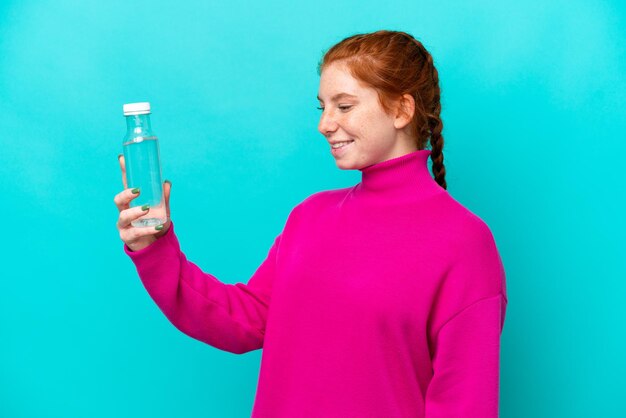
<box><xmin>316</xmin><ymin>106</ymin><xmax>352</xmax><ymax>112</ymax></box>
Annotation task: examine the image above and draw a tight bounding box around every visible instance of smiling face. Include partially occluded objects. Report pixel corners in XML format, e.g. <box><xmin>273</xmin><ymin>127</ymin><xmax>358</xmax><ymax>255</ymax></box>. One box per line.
<box><xmin>317</xmin><ymin>60</ymin><xmax>418</xmax><ymax>170</ymax></box>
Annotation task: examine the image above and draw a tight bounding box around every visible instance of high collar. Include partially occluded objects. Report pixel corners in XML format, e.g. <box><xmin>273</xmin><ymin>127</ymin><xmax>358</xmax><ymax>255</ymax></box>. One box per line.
<box><xmin>352</xmin><ymin>149</ymin><xmax>445</xmax><ymax>202</ymax></box>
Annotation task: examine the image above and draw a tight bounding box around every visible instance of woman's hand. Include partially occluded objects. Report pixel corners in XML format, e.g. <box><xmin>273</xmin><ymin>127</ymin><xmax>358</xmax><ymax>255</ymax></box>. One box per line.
<box><xmin>114</xmin><ymin>155</ymin><xmax>172</xmax><ymax>252</ymax></box>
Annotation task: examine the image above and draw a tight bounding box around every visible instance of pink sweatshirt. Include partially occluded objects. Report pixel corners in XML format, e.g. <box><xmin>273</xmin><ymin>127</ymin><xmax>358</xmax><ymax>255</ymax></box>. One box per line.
<box><xmin>124</xmin><ymin>149</ymin><xmax>508</xmax><ymax>417</ymax></box>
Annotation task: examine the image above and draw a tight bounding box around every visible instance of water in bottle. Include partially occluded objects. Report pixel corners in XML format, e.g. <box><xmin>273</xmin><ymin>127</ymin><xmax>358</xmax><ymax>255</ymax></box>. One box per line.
<box><xmin>122</xmin><ymin>102</ymin><xmax>167</xmax><ymax>227</ymax></box>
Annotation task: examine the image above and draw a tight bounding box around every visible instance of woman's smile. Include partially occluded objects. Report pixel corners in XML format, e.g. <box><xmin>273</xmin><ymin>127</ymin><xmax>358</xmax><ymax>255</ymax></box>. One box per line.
<box><xmin>330</xmin><ymin>140</ymin><xmax>355</xmax><ymax>157</ymax></box>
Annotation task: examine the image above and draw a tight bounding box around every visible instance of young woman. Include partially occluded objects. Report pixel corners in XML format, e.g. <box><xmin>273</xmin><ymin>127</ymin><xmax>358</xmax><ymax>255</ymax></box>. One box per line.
<box><xmin>114</xmin><ymin>30</ymin><xmax>508</xmax><ymax>417</ymax></box>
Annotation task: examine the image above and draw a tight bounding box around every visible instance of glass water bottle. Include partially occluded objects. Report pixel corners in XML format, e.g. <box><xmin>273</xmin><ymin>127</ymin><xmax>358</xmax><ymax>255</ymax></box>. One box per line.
<box><xmin>122</xmin><ymin>102</ymin><xmax>167</xmax><ymax>227</ymax></box>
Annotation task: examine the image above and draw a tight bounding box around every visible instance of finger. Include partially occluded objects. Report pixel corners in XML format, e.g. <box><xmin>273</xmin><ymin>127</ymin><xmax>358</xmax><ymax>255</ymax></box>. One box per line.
<box><xmin>163</xmin><ymin>180</ymin><xmax>171</xmax><ymax>219</ymax></box>
<box><xmin>117</xmin><ymin>204</ymin><xmax>150</xmax><ymax>230</ymax></box>
<box><xmin>118</xmin><ymin>155</ymin><xmax>128</xmax><ymax>189</ymax></box>
<box><xmin>113</xmin><ymin>187</ymin><xmax>140</xmax><ymax>212</ymax></box>
<box><xmin>152</xmin><ymin>181</ymin><xmax>172</xmax><ymax>238</ymax></box>
<box><xmin>119</xmin><ymin>223</ymin><xmax>163</xmax><ymax>244</ymax></box>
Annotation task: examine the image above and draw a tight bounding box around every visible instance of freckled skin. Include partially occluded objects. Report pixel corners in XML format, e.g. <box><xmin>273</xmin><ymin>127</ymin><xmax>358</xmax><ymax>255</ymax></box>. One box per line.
<box><xmin>317</xmin><ymin>61</ymin><xmax>418</xmax><ymax>170</ymax></box>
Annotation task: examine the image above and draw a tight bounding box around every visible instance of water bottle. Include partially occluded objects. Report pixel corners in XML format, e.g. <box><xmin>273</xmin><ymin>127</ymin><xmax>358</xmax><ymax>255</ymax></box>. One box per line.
<box><xmin>122</xmin><ymin>102</ymin><xmax>167</xmax><ymax>227</ymax></box>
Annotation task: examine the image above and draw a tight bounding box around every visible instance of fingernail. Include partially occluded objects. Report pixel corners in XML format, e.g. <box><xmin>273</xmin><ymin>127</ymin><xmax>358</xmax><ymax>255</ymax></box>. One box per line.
<box><xmin>141</xmin><ymin>204</ymin><xmax>150</xmax><ymax>211</ymax></box>
<box><xmin>131</xmin><ymin>188</ymin><xmax>140</xmax><ymax>194</ymax></box>
<box><xmin>118</xmin><ymin>153</ymin><xmax>123</xmax><ymax>160</ymax></box>
<box><xmin>164</xmin><ymin>179</ymin><xmax>172</xmax><ymax>186</ymax></box>
<box><xmin>155</xmin><ymin>225</ymin><xmax>164</xmax><ymax>230</ymax></box>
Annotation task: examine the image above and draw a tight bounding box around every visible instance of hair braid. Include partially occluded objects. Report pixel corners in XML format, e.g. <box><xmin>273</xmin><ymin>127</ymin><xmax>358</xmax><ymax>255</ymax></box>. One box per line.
<box><xmin>424</xmin><ymin>52</ymin><xmax>447</xmax><ymax>190</ymax></box>
<box><xmin>409</xmin><ymin>37</ymin><xmax>447</xmax><ymax>190</ymax></box>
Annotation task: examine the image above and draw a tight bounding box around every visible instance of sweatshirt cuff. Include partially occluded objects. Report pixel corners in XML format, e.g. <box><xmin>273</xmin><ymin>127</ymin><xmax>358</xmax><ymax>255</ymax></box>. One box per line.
<box><xmin>123</xmin><ymin>220</ymin><xmax>177</xmax><ymax>261</ymax></box>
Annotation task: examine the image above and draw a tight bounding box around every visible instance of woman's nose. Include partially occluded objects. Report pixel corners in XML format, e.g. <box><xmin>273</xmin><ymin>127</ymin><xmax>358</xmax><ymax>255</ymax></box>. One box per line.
<box><xmin>317</xmin><ymin>110</ymin><xmax>338</xmax><ymax>136</ymax></box>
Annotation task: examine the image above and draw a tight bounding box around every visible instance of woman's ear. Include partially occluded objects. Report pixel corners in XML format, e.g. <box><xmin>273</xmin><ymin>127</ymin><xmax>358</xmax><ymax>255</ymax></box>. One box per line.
<box><xmin>393</xmin><ymin>93</ymin><xmax>416</xmax><ymax>130</ymax></box>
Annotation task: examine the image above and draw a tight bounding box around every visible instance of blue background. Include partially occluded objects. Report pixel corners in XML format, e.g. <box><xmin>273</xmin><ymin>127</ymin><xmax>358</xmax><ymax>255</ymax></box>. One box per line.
<box><xmin>1</xmin><ymin>1</ymin><xmax>624</xmax><ymax>417</ymax></box>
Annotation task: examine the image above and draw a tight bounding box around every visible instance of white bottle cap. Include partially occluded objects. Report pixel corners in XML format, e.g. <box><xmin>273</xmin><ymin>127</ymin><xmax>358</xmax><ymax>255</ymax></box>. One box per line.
<box><xmin>123</xmin><ymin>102</ymin><xmax>151</xmax><ymax>115</ymax></box>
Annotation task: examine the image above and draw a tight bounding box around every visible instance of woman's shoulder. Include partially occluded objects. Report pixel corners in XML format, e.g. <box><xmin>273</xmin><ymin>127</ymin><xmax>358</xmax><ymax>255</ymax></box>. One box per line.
<box><xmin>273</xmin><ymin>187</ymin><xmax>350</xmax><ymax>239</ymax></box>
<box><xmin>437</xmin><ymin>191</ymin><xmax>493</xmax><ymax>229</ymax></box>
<box><xmin>432</xmin><ymin>194</ymin><xmax>507</xmax><ymax>301</ymax></box>
<box><xmin>426</xmin><ymin>191</ymin><xmax>501</xmax><ymax>255</ymax></box>
<box><xmin>282</xmin><ymin>186</ymin><xmax>354</xmax><ymax>226</ymax></box>
<box><xmin>294</xmin><ymin>186</ymin><xmax>355</xmax><ymax>210</ymax></box>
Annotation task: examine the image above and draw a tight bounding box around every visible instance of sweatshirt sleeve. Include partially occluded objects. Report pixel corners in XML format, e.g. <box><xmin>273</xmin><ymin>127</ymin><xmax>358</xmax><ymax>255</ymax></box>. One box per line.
<box><xmin>424</xmin><ymin>293</ymin><xmax>507</xmax><ymax>418</ymax></box>
<box><xmin>424</xmin><ymin>218</ymin><xmax>508</xmax><ymax>417</ymax></box>
<box><xmin>123</xmin><ymin>220</ymin><xmax>281</xmax><ymax>354</ymax></box>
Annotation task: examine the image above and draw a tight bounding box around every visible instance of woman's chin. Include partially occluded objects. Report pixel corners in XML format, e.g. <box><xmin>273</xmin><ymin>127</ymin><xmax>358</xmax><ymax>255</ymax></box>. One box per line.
<box><xmin>334</xmin><ymin>159</ymin><xmax>357</xmax><ymax>170</ymax></box>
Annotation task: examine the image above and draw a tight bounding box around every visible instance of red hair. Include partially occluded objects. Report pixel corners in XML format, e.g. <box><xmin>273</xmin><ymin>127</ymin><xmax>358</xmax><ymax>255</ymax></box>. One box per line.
<box><xmin>318</xmin><ymin>30</ymin><xmax>447</xmax><ymax>190</ymax></box>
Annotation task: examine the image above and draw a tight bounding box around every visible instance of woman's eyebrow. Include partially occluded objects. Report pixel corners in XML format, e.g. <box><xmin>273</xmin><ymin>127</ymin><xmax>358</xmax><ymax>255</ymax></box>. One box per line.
<box><xmin>316</xmin><ymin>93</ymin><xmax>358</xmax><ymax>102</ymax></box>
